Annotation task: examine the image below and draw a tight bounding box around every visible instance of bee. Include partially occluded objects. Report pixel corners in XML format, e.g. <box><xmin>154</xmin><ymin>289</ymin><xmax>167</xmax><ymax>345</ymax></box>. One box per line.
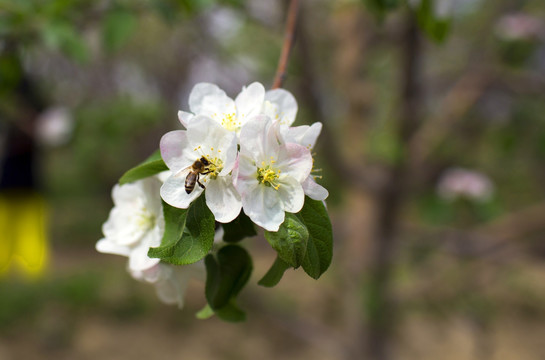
<box><xmin>184</xmin><ymin>157</ymin><xmax>211</xmax><ymax>194</ymax></box>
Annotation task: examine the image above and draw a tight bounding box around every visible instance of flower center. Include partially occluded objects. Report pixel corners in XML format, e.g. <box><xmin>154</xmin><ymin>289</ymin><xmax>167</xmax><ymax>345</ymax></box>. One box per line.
<box><xmin>136</xmin><ymin>209</ymin><xmax>156</xmax><ymax>231</ymax></box>
<box><xmin>220</xmin><ymin>112</ymin><xmax>241</xmax><ymax>132</ymax></box>
<box><xmin>257</xmin><ymin>161</ymin><xmax>281</xmax><ymax>190</ymax></box>
<box><xmin>199</xmin><ymin>153</ymin><xmax>223</xmax><ymax>182</ymax></box>
<box><xmin>206</xmin><ymin>157</ymin><xmax>223</xmax><ymax>179</ymax></box>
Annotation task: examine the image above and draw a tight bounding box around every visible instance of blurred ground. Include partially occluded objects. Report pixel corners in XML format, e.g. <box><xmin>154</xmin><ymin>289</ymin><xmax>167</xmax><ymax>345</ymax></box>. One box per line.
<box><xmin>1</xmin><ymin>237</ymin><xmax>545</xmax><ymax>360</ymax></box>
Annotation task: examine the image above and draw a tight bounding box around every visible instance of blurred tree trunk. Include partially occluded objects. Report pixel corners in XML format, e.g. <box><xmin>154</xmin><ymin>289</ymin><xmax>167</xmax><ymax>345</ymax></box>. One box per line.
<box><xmin>365</xmin><ymin>12</ymin><xmax>421</xmax><ymax>360</ymax></box>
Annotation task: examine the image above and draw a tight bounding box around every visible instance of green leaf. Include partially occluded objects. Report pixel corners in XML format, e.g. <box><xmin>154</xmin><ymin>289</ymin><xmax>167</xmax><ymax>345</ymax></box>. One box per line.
<box><xmin>196</xmin><ymin>302</ymin><xmax>245</xmax><ymax>322</ymax></box>
<box><xmin>195</xmin><ymin>304</ymin><xmax>214</xmax><ymax>319</ymax></box>
<box><xmin>204</xmin><ymin>245</ymin><xmax>252</xmax><ymax>322</ymax></box>
<box><xmin>264</xmin><ymin>213</ymin><xmax>308</xmax><ymax>268</ymax></box>
<box><xmin>298</xmin><ymin>198</ymin><xmax>333</xmax><ymax>279</ymax></box>
<box><xmin>102</xmin><ymin>10</ymin><xmax>136</xmax><ymax>52</ymax></box>
<box><xmin>214</xmin><ymin>300</ymin><xmax>246</xmax><ymax>322</ymax></box>
<box><xmin>415</xmin><ymin>0</ymin><xmax>451</xmax><ymax>43</ymax></box>
<box><xmin>363</xmin><ymin>0</ymin><xmax>400</xmax><ymax>18</ymax></box>
<box><xmin>222</xmin><ymin>212</ymin><xmax>257</xmax><ymax>243</ymax></box>
<box><xmin>205</xmin><ymin>245</ymin><xmax>252</xmax><ymax>309</ymax></box>
<box><xmin>119</xmin><ymin>150</ymin><xmax>169</xmax><ymax>185</ymax></box>
<box><xmin>41</xmin><ymin>20</ymin><xmax>89</xmax><ymax>62</ymax></box>
<box><xmin>258</xmin><ymin>256</ymin><xmax>290</xmax><ymax>288</ymax></box>
<box><xmin>148</xmin><ymin>196</ymin><xmax>215</xmax><ymax>265</ymax></box>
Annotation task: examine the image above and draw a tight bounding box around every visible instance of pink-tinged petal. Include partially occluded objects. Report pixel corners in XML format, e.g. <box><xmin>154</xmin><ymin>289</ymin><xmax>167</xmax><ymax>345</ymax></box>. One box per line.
<box><xmin>160</xmin><ymin>169</ymin><xmax>204</xmax><ymax>209</ymax></box>
<box><xmin>205</xmin><ymin>176</ymin><xmax>242</xmax><ymax>223</ymax></box>
<box><xmin>235</xmin><ymin>82</ymin><xmax>265</xmax><ymax>120</ymax></box>
<box><xmin>302</xmin><ymin>176</ymin><xmax>329</xmax><ymax>201</ymax></box>
<box><xmin>95</xmin><ymin>238</ymin><xmax>131</xmax><ymax>257</ymax></box>
<box><xmin>242</xmin><ymin>185</ymin><xmax>284</xmax><ymax>232</ymax></box>
<box><xmin>277</xmin><ymin>176</ymin><xmax>305</xmax><ymax>213</ymax></box>
<box><xmin>160</xmin><ymin>130</ymin><xmax>193</xmax><ymax>172</ymax></box>
<box><xmin>264</xmin><ymin>88</ymin><xmax>298</xmax><ymax>126</ymax></box>
<box><xmin>277</xmin><ymin>143</ymin><xmax>313</xmax><ymax>183</ymax></box>
<box><xmin>188</xmin><ymin>83</ymin><xmax>235</xmax><ymax>119</ymax></box>
<box><xmin>177</xmin><ymin>111</ymin><xmax>194</xmax><ymax>127</ymax></box>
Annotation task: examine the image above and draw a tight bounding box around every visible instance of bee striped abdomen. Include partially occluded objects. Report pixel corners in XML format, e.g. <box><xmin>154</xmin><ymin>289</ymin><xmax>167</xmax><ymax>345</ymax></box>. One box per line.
<box><xmin>185</xmin><ymin>172</ymin><xmax>198</xmax><ymax>194</ymax></box>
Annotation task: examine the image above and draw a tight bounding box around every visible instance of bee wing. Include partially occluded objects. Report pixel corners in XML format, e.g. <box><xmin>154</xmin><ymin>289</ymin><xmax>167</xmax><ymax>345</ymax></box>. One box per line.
<box><xmin>171</xmin><ymin>166</ymin><xmax>192</xmax><ymax>180</ymax></box>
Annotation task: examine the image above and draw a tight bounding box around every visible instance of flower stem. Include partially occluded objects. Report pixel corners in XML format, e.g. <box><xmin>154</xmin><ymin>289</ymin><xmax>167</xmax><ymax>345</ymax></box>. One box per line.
<box><xmin>272</xmin><ymin>0</ymin><xmax>300</xmax><ymax>89</ymax></box>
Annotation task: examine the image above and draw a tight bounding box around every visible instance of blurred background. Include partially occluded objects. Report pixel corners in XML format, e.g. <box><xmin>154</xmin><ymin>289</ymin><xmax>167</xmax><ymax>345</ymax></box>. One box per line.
<box><xmin>1</xmin><ymin>0</ymin><xmax>545</xmax><ymax>359</ymax></box>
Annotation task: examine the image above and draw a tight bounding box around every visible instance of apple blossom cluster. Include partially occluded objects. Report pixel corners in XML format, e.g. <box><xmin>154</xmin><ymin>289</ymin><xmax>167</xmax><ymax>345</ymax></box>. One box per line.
<box><xmin>96</xmin><ymin>82</ymin><xmax>332</xmax><ymax>321</ymax></box>
<box><xmin>162</xmin><ymin>82</ymin><xmax>328</xmax><ymax>231</ymax></box>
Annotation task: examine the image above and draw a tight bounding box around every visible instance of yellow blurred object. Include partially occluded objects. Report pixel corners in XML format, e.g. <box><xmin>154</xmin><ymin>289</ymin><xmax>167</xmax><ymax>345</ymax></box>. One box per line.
<box><xmin>0</xmin><ymin>191</ymin><xmax>48</xmax><ymax>279</ymax></box>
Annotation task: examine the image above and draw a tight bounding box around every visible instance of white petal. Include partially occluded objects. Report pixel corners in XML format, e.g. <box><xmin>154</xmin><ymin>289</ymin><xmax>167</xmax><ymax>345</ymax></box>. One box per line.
<box><xmin>160</xmin><ymin>169</ymin><xmax>204</xmax><ymax>209</ymax></box>
<box><xmin>155</xmin><ymin>264</ymin><xmax>191</xmax><ymax>308</ymax></box>
<box><xmin>160</xmin><ymin>130</ymin><xmax>193</xmax><ymax>172</ymax></box>
<box><xmin>128</xmin><ymin>235</ymin><xmax>160</xmax><ymax>272</ymax></box>
<box><xmin>188</xmin><ymin>83</ymin><xmax>235</xmax><ymax>119</ymax></box>
<box><xmin>233</xmin><ymin>154</ymin><xmax>259</xmax><ymax>194</ymax></box>
<box><xmin>284</xmin><ymin>122</ymin><xmax>322</xmax><ymax>149</ymax></box>
<box><xmin>264</xmin><ymin>88</ymin><xmax>298</xmax><ymax>126</ymax></box>
<box><xmin>111</xmin><ymin>183</ymin><xmax>141</xmax><ymax>207</ymax></box>
<box><xmin>239</xmin><ymin>115</ymin><xmax>279</xmax><ymax>161</ymax></box>
<box><xmin>302</xmin><ymin>176</ymin><xmax>329</xmax><ymax>201</ymax></box>
<box><xmin>235</xmin><ymin>82</ymin><xmax>265</xmax><ymax>121</ymax></box>
<box><xmin>300</xmin><ymin>122</ymin><xmax>322</xmax><ymax>149</ymax></box>
<box><xmin>156</xmin><ymin>170</ymin><xmax>172</xmax><ymax>183</ymax></box>
<box><xmin>102</xmin><ymin>206</ymin><xmax>147</xmax><ymax>246</ymax></box>
<box><xmin>277</xmin><ymin>176</ymin><xmax>305</xmax><ymax>213</ymax></box>
<box><xmin>205</xmin><ymin>176</ymin><xmax>242</xmax><ymax>223</ymax></box>
<box><xmin>276</xmin><ymin>143</ymin><xmax>313</xmax><ymax>183</ymax></box>
<box><xmin>186</xmin><ymin>116</ymin><xmax>237</xmax><ymax>172</ymax></box>
<box><xmin>141</xmin><ymin>177</ymin><xmax>163</xmax><ymax>217</ymax></box>
<box><xmin>96</xmin><ymin>238</ymin><xmax>131</xmax><ymax>257</ymax></box>
<box><xmin>177</xmin><ymin>111</ymin><xmax>194</xmax><ymax>128</ymax></box>
<box><xmin>242</xmin><ymin>184</ymin><xmax>284</xmax><ymax>232</ymax></box>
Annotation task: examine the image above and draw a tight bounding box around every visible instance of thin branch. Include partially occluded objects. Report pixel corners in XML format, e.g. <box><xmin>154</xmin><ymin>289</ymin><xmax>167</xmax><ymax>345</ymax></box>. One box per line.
<box><xmin>272</xmin><ymin>0</ymin><xmax>300</xmax><ymax>89</ymax></box>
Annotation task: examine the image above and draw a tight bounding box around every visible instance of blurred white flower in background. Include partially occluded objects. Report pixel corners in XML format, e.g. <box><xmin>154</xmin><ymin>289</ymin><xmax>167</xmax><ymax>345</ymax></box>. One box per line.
<box><xmin>205</xmin><ymin>7</ymin><xmax>243</xmax><ymax>43</ymax></box>
<box><xmin>437</xmin><ymin>167</ymin><xmax>494</xmax><ymax>202</ymax></box>
<box><xmin>96</xmin><ymin>176</ymin><xmax>205</xmax><ymax>308</ymax></box>
<box><xmin>36</xmin><ymin>106</ymin><xmax>74</xmax><ymax>146</ymax></box>
<box><xmin>496</xmin><ymin>13</ymin><xmax>544</xmax><ymax>41</ymax></box>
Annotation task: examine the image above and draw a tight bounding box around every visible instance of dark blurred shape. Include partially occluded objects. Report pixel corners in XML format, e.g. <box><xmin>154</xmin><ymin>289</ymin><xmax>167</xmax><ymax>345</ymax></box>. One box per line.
<box><xmin>0</xmin><ymin>41</ymin><xmax>49</xmax><ymax>279</ymax></box>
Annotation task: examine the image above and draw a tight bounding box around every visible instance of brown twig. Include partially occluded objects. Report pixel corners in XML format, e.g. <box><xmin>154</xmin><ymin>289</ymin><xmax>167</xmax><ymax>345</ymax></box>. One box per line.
<box><xmin>272</xmin><ymin>0</ymin><xmax>300</xmax><ymax>89</ymax></box>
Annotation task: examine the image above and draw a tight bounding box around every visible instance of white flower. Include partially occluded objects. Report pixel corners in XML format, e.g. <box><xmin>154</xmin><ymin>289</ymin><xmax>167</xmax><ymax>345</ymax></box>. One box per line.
<box><xmin>96</xmin><ymin>176</ymin><xmax>207</xmax><ymax>309</ymax></box>
<box><xmin>437</xmin><ymin>167</ymin><xmax>494</xmax><ymax>202</ymax></box>
<box><xmin>261</xmin><ymin>88</ymin><xmax>298</xmax><ymax>126</ymax></box>
<box><xmin>178</xmin><ymin>82</ymin><xmax>265</xmax><ymax>134</ymax></box>
<box><xmin>234</xmin><ymin>115</ymin><xmax>313</xmax><ymax>231</ymax></box>
<box><xmin>131</xmin><ymin>262</ymin><xmax>205</xmax><ymax>309</ymax></box>
<box><xmin>280</xmin><ymin>122</ymin><xmax>329</xmax><ymax>201</ymax></box>
<box><xmin>96</xmin><ymin>177</ymin><xmax>164</xmax><ymax>273</ymax></box>
<box><xmin>160</xmin><ymin>115</ymin><xmax>242</xmax><ymax>223</ymax></box>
